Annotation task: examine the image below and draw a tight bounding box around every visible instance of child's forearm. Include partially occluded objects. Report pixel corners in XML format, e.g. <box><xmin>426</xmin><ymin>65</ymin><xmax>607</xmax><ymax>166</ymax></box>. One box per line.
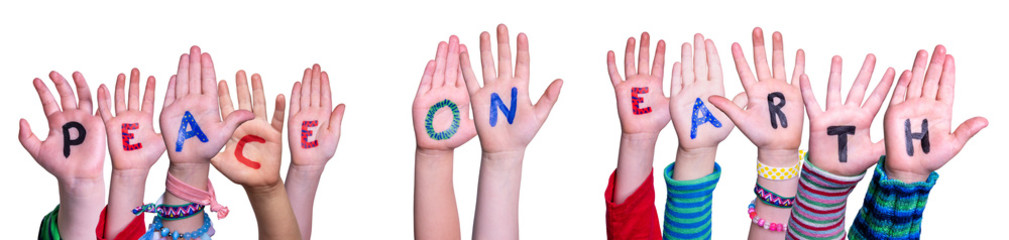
<box><xmin>105</xmin><ymin>169</ymin><xmax>149</xmax><ymax>239</ymax></box>
<box><xmin>473</xmin><ymin>150</ymin><xmax>525</xmax><ymax>240</ymax></box>
<box><xmin>56</xmin><ymin>178</ymin><xmax>106</xmax><ymax>239</ymax></box>
<box><xmin>414</xmin><ymin>149</ymin><xmax>461</xmax><ymax>240</ymax></box>
<box><xmin>614</xmin><ymin>133</ymin><xmax>658</xmax><ymax>204</ymax></box>
<box><xmin>246</xmin><ymin>183</ymin><xmax>302</xmax><ymax>240</ymax></box>
<box><xmin>162</xmin><ymin>162</ymin><xmax>211</xmax><ymax>232</ymax></box>
<box><xmin>749</xmin><ymin>149</ymin><xmax>800</xmax><ymax>239</ymax></box>
<box><xmin>285</xmin><ymin>163</ymin><xmax>325</xmax><ymax>240</ymax></box>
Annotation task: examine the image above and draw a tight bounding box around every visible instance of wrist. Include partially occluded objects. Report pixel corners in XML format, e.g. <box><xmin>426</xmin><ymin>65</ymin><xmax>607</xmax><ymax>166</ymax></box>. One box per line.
<box><xmin>672</xmin><ymin>146</ymin><xmax>717</xmax><ymax>181</ymax></box>
<box><xmin>245</xmin><ymin>180</ymin><xmax>286</xmax><ymax>197</ymax></box>
<box><xmin>757</xmin><ymin>148</ymin><xmax>799</xmax><ymax>166</ymax></box>
<box><xmin>167</xmin><ymin>162</ymin><xmax>210</xmax><ymax>191</ymax></box>
<box><xmin>884</xmin><ymin>166</ymin><xmax>931</xmax><ymax>183</ymax></box>
<box><xmin>111</xmin><ymin>168</ymin><xmax>150</xmax><ymax>181</ymax></box>
<box><xmin>57</xmin><ymin>177</ymin><xmax>105</xmax><ymax>198</ymax></box>
<box><xmin>416</xmin><ymin>148</ymin><xmax>454</xmax><ymax>160</ymax></box>
<box><xmin>621</xmin><ymin>132</ymin><xmax>660</xmax><ymax>143</ymax></box>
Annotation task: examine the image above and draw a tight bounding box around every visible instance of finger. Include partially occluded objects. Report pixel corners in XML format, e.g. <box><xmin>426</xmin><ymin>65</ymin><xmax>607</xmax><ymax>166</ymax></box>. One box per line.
<box><xmin>128</xmin><ymin>68</ymin><xmax>141</xmax><ymax>110</ymax></box>
<box><xmin>49</xmin><ymin>71</ymin><xmax>77</xmax><ymax>111</ymax></box>
<box><xmin>217</xmin><ymin>80</ymin><xmax>235</xmax><ymax>117</ymax></box>
<box><xmin>236</xmin><ymin>70</ymin><xmax>252</xmax><ymax>111</ymax></box>
<box><xmin>638</xmin><ymin>32</ymin><xmax>651</xmax><ymax>75</ymax></box>
<box><xmin>771</xmin><ymin>31</ymin><xmax>786</xmax><ymax>79</ymax></box>
<box><xmin>846</xmin><ymin>54</ymin><xmax>877</xmax><ymax>106</ymax></box>
<box><xmin>114</xmin><ymin>73</ymin><xmax>126</xmax><ymax>114</ymax></box>
<box><xmin>189</xmin><ymin>47</ymin><xmax>202</xmax><ymax>95</ymax></box>
<box><xmin>460</xmin><ymin>44</ymin><xmax>481</xmax><ymax>95</ymax></box>
<box><xmin>693</xmin><ymin>33</ymin><xmax>708</xmax><ymax>81</ymax></box>
<box><xmin>164</xmin><ymin>75</ymin><xmax>177</xmax><ymax>107</ymax></box>
<box><xmin>826</xmin><ymin>56</ymin><xmax>843</xmax><ymax>110</ymax></box>
<box><xmin>889</xmin><ymin>70</ymin><xmax>912</xmax><ymax>106</ymax></box>
<box><xmin>311</xmin><ymin>64</ymin><xmax>322</xmax><ymax>107</ymax></box>
<box><xmin>142</xmin><ymin>76</ymin><xmax>156</xmax><ymax>114</ymax></box>
<box><xmin>606</xmin><ymin>51</ymin><xmax>622</xmax><ymax>86</ymax></box>
<box><xmin>671</xmin><ymin>62</ymin><xmax>682</xmax><ymax>95</ymax></box>
<box><xmin>300</xmin><ymin>68</ymin><xmax>311</xmax><ymax>108</ymax></box>
<box><xmin>708</xmin><ymin>95</ymin><xmax>746</xmax><ymax>124</ymax></box>
<box><xmin>791</xmin><ymin>49</ymin><xmax>805</xmax><ymax>88</ymax></box>
<box><xmin>479</xmin><ymin>31</ymin><xmax>497</xmax><ymax>82</ymax></box>
<box><xmin>321</xmin><ymin>71</ymin><xmax>333</xmax><ymax>111</ymax></box>
<box><xmin>252</xmin><ymin>74</ymin><xmax>268</xmax><ymax>119</ymax></box>
<box><xmin>731</xmin><ymin>92</ymin><xmax>748</xmax><ymax>108</ymax></box>
<box><xmin>73</xmin><ymin>72</ymin><xmax>93</xmax><ymax>113</ymax></box>
<box><xmin>863</xmin><ymin>68</ymin><xmax>896</xmax><ymax>117</ymax></box>
<box><xmin>290</xmin><ymin>82</ymin><xmax>302</xmax><ymax>115</ymax></box>
<box><xmin>799</xmin><ymin>74</ymin><xmax>822</xmax><ymax>118</ymax></box>
<box><xmin>906</xmin><ymin>50</ymin><xmax>929</xmax><ymax>99</ymax></box>
<box><xmin>97</xmin><ymin>84</ymin><xmax>114</xmax><ymax>121</ymax></box>
<box><xmin>33</xmin><ymin>78</ymin><xmax>59</xmax><ymax>116</ymax></box>
<box><xmin>624</xmin><ymin>37</ymin><xmax>637</xmax><ymax>79</ymax></box>
<box><xmin>533</xmin><ymin>79</ymin><xmax>563</xmax><ymax>122</ymax></box>
<box><xmin>731</xmin><ymin>43</ymin><xmax>756</xmax><ymax>91</ymax></box>
<box><xmin>681</xmin><ymin>42</ymin><xmax>695</xmax><ymax>86</ymax></box>
<box><xmin>652</xmin><ymin>40</ymin><xmax>666</xmax><ymax>80</ymax></box>
<box><xmin>434</xmin><ymin>41</ymin><xmax>448</xmax><ymax>88</ymax></box>
<box><xmin>496</xmin><ymin>24</ymin><xmax>513</xmax><ymax>79</ymax></box>
<box><xmin>327</xmin><ymin>103</ymin><xmax>346</xmax><ymax>132</ymax></box>
<box><xmin>937</xmin><ymin>55</ymin><xmax>956</xmax><ymax>105</ymax></box>
<box><xmin>418</xmin><ymin>60</ymin><xmax>436</xmax><ymax>94</ymax></box>
<box><xmin>921</xmin><ymin>45</ymin><xmax>947</xmax><ymax>100</ymax></box>
<box><xmin>447</xmin><ymin>35</ymin><xmax>462</xmax><ymax>86</ymax></box>
<box><xmin>516</xmin><ymin>33</ymin><xmax>531</xmax><ymax>80</ymax></box>
<box><xmin>219</xmin><ymin>110</ymin><xmax>255</xmax><ymax>140</ymax></box>
<box><xmin>18</xmin><ymin>119</ymin><xmax>42</xmax><ymax>159</ymax></box>
<box><xmin>176</xmin><ymin>54</ymin><xmax>190</xmax><ymax>97</ymax></box>
<box><xmin>705</xmin><ymin>39</ymin><xmax>722</xmax><ymax>81</ymax></box>
<box><xmin>751</xmin><ymin>28</ymin><xmax>772</xmax><ymax>80</ymax></box>
<box><xmin>201</xmin><ymin>53</ymin><xmax>218</xmax><ymax>95</ymax></box>
<box><xmin>271</xmin><ymin>94</ymin><xmax>286</xmax><ymax>132</ymax></box>
<box><xmin>952</xmin><ymin>117</ymin><xmax>988</xmax><ymax>152</ymax></box>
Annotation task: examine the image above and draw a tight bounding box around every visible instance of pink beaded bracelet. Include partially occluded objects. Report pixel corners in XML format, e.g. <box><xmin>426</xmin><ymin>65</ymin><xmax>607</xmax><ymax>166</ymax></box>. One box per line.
<box><xmin>747</xmin><ymin>200</ymin><xmax>787</xmax><ymax>232</ymax></box>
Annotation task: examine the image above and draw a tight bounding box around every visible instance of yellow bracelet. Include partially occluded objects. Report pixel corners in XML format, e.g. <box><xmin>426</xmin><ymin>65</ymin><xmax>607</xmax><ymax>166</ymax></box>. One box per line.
<box><xmin>756</xmin><ymin>150</ymin><xmax>804</xmax><ymax>180</ymax></box>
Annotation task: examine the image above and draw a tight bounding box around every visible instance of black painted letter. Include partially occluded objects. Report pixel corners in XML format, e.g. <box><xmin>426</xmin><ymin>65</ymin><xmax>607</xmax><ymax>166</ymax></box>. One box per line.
<box><xmin>767</xmin><ymin>92</ymin><xmax>787</xmax><ymax>129</ymax></box>
<box><xmin>827</xmin><ymin>126</ymin><xmax>856</xmax><ymax>162</ymax></box>
<box><xmin>904</xmin><ymin>119</ymin><xmax>930</xmax><ymax>156</ymax></box>
<box><xmin>62</xmin><ymin>122</ymin><xmax>86</xmax><ymax>158</ymax></box>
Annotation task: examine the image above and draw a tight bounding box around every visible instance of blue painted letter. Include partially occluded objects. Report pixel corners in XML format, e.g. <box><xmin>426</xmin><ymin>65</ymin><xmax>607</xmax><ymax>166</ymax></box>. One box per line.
<box><xmin>690</xmin><ymin>97</ymin><xmax>722</xmax><ymax>139</ymax></box>
<box><xmin>489</xmin><ymin>87</ymin><xmax>518</xmax><ymax>127</ymax></box>
<box><xmin>175</xmin><ymin>111</ymin><xmax>209</xmax><ymax>152</ymax></box>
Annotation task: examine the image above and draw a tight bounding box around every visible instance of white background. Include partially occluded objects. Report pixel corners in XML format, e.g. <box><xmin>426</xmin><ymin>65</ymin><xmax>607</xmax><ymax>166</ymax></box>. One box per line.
<box><xmin>1</xmin><ymin>0</ymin><xmax>1006</xmax><ymax>239</ymax></box>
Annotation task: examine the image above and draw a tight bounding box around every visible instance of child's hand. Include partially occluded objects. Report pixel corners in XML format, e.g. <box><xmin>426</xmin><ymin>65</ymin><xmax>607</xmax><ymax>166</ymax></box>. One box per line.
<box><xmin>460</xmin><ymin>24</ymin><xmax>563</xmax><ymax>154</ymax></box>
<box><xmin>882</xmin><ymin>45</ymin><xmax>987</xmax><ymax>182</ymax></box>
<box><xmin>413</xmin><ymin>35</ymin><xmax>477</xmax><ymax>151</ymax></box>
<box><xmin>800</xmin><ymin>55</ymin><xmax>895</xmax><ymax>176</ymax></box>
<box><xmin>710</xmin><ymin>28</ymin><xmax>805</xmax><ymax>157</ymax></box>
<box><xmin>20</xmin><ymin>71</ymin><xmax>106</xmax><ymax>182</ymax></box>
<box><xmin>212</xmin><ymin>71</ymin><xmax>286</xmax><ymax>188</ymax></box>
<box><xmin>97</xmin><ymin>68</ymin><xmax>165</xmax><ymax>173</ymax></box>
<box><xmin>287</xmin><ymin>64</ymin><xmax>346</xmax><ymax>169</ymax></box>
<box><xmin>669</xmin><ymin>34</ymin><xmax>743</xmax><ymax>150</ymax></box>
<box><xmin>160</xmin><ymin>46</ymin><xmax>254</xmax><ymax>164</ymax></box>
<box><xmin>606</xmin><ymin>32</ymin><xmax>670</xmax><ymax>136</ymax></box>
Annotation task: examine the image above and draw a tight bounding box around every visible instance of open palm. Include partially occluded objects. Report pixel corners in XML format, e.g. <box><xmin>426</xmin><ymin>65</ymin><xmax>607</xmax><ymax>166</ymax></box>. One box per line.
<box><xmin>98</xmin><ymin>68</ymin><xmax>165</xmax><ymax>172</ymax></box>
<box><xmin>287</xmin><ymin>64</ymin><xmax>346</xmax><ymax>168</ymax></box>
<box><xmin>460</xmin><ymin>24</ymin><xmax>563</xmax><ymax>153</ymax></box>
<box><xmin>213</xmin><ymin>71</ymin><xmax>287</xmax><ymax>187</ymax></box>
<box><xmin>669</xmin><ymin>34</ymin><xmax>742</xmax><ymax>149</ymax></box>
<box><xmin>413</xmin><ymin>35</ymin><xmax>477</xmax><ymax>150</ymax></box>
<box><xmin>606</xmin><ymin>32</ymin><xmax>670</xmax><ymax>135</ymax></box>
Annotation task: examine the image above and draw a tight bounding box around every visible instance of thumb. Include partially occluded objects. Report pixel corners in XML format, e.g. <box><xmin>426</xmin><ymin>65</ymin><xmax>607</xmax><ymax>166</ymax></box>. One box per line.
<box><xmin>534</xmin><ymin>79</ymin><xmax>563</xmax><ymax>123</ymax></box>
<box><xmin>328</xmin><ymin>104</ymin><xmax>346</xmax><ymax>132</ymax></box>
<box><xmin>219</xmin><ymin>110</ymin><xmax>255</xmax><ymax>140</ymax></box>
<box><xmin>18</xmin><ymin>119</ymin><xmax>42</xmax><ymax>160</ymax></box>
<box><xmin>731</xmin><ymin>92</ymin><xmax>747</xmax><ymax>108</ymax></box>
<box><xmin>708</xmin><ymin>95</ymin><xmax>747</xmax><ymax>124</ymax></box>
<box><xmin>953</xmin><ymin>116</ymin><xmax>988</xmax><ymax>151</ymax></box>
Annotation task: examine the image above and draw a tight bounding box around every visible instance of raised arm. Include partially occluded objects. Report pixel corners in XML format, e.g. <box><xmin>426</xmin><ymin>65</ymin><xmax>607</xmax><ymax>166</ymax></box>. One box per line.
<box><xmin>460</xmin><ymin>24</ymin><xmax>563</xmax><ymax>239</ymax></box>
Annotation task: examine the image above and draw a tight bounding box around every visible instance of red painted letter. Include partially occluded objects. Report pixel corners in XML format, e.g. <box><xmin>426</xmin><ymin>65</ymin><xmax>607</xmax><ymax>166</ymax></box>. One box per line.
<box><xmin>301</xmin><ymin>120</ymin><xmax>318</xmax><ymax>148</ymax></box>
<box><xmin>236</xmin><ymin>135</ymin><xmax>265</xmax><ymax>169</ymax></box>
<box><xmin>122</xmin><ymin>123</ymin><xmax>142</xmax><ymax>151</ymax></box>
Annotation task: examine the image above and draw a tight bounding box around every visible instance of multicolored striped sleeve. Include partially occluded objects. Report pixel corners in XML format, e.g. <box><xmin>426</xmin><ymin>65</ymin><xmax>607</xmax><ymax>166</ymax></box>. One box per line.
<box><xmin>786</xmin><ymin>158</ymin><xmax>866</xmax><ymax>240</ymax></box>
<box><xmin>848</xmin><ymin>156</ymin><xmax>938</xmax><ymax>240</ymax></box>
<box><xmin>662</xmin><ymin>162</ymin><xmax>721</xmax><ymax>240</ymax></box>
<box><xmin>39</xmin><ymin>205</ymin><xmax>61</xmax><ymax>240</ymax></box>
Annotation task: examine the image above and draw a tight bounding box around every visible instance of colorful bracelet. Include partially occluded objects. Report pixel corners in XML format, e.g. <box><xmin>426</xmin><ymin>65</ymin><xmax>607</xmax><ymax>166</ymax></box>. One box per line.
<box><xmin>133</xmin><ymin>202</ymin><xmax>205</xmax><ymax>220</ymax></box>
<box><xmin>756</xmin><ymin>150</ymin><xmax>804</xmax><ymax>180</ymax></box>
<box><xmin>748</xmin><ymin>200</ymin><xmax>787</xmax><ymax>232</ymax></box>
<box><xmin>754</xmin><ymin>183</ymin><xmax>795</xmax><ymax>208</ymax></box>
<box><xmin>139</xmin><ymin>212</ymin><xmax>213</xmax><ymax>240</ymax></box>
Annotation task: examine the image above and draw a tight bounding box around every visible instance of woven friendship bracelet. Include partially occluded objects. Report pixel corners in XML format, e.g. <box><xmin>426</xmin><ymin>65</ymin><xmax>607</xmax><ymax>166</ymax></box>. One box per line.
<box><xmin>754</xmin><ymin>183</ymin><xmax>796</xmax><ymax>208</ymax></box>
<box><xmin>756</xmin><ymin>150</ymin><xmax>804</xmax><ymax>180</ymax></box>
<box><xmin>133</xmin><ymin>202</ymin><xmax>205</xmax><ymax>220</ymax></box>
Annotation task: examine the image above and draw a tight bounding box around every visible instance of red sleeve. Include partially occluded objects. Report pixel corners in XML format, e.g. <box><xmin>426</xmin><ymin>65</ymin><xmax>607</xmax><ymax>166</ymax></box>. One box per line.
<box><xmin>96</xmin><ymin>206</ymin><xmax>147</xmax><ymax>240</ymax></box>
<box><xmin>604</xmin><ymin>169</ymin><xmax>661</xmax><ymax>240</ymax></box>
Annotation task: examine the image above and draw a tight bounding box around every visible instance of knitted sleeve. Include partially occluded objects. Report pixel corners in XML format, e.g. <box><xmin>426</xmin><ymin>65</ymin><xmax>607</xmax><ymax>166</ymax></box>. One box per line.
<box><xmin>786</xmin><ymin>158</ymin><xmax>866</xmax><ymax>240</ymax></box>
<box><xmin>662</xmin><ymin>162</ymin><xmax>721</xmax><ymax>240</ymax></box>
<box><xmin>605</xmin><ymin>169</ymin><xmax>662</xmax><ymax>240</ymax></box>
<box><xmin>39</xmin><ymin>205</ymin><xmax>61</xmax><ymax>240</ymax></box>
<box><xmin>848</xmin><ymin>156</ymin><xmax>938</xmax><ymax>240</ymax></box>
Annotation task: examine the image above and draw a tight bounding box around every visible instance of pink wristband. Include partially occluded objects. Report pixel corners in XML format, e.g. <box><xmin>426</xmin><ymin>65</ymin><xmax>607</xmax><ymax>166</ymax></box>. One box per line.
<box><xmin>166</xmin><ymin>173</ymin><xmax>229</xmax><ymax>219</ymax></box>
